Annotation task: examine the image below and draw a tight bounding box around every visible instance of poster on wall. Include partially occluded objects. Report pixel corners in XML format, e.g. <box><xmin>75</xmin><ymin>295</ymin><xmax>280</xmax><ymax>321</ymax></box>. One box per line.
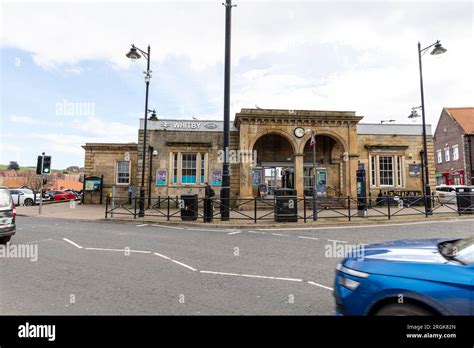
<box><xmin>211</xmin><ymin>170</ymin><xmax>222</xmax><ymax>186</ymax></box>
<box><xmin>156</xmin><ymin>169</ymin><xmax>167</xmax><ymax>185</ymax></box>
<box><xmin>84</xmin><ymin>178</ymin><xmax>102</xmax><ymax>191</ymax></box>
<box><xmin>409</xmin><ymin>164</ymin><xmax>421</xmax><ymax>177</ymax></box>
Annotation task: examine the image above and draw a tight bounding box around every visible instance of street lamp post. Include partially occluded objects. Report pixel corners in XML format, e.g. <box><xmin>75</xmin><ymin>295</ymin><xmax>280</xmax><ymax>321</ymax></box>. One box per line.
<box><xmin>126</xmin><ymin>44</ymin><xmax>152</xmax><ymax>217</ymax></box>
<box><xmin>416</xmin><ymin>40</ymin><xmax>447</xmax><ymax>216</ymax></box>
<box><xmin>220</xmin><ymin>0</ymin><xmax>236</xmax><ymax>221</ymax></box>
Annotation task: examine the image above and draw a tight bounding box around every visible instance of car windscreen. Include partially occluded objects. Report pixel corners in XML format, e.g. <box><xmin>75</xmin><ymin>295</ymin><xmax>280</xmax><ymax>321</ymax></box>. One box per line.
<box><xmin>439</xmin><ymin>237</ymin><xmax>474</xmax><ymax>265</ymax></box>
<box><xmin>0</xmin><ymin>189</ymin><xmax>13</xmax><ymax>209</ymax></box>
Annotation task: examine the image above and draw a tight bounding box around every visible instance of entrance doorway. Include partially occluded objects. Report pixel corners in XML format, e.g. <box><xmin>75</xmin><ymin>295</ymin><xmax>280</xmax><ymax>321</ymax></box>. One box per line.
<box><xmin>253</xmin><ymin>165</ymin><xmax>294</xmax><ymax>197</ymax></box>
<box><xmin>252</xmin><ymin>133</ymin><xmax>295</xmax><ymax>197</ymax></box>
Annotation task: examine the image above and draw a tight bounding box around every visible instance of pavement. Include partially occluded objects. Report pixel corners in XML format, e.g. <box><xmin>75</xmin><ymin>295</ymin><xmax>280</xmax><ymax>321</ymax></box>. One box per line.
<box><xmin>15</xmin><ymin>201</ymin><xmax>474</xmax><ymax>228</ymax></box>
<box><xmin>1</xmin><ymin>215</ymin><xmax>473</xmax><ymax>315</ymax></box>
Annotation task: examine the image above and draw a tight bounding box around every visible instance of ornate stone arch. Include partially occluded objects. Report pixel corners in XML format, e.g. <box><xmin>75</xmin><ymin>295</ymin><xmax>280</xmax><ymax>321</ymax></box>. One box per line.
<box><xmin>297</xmin><ymin>129</ymin><xmax>348</xmax><ymax>154</ymax></box>
<box><xmin>249</xmin><ymin>129</ymin><xmax>297</xmax><ymax>154</ymax></box>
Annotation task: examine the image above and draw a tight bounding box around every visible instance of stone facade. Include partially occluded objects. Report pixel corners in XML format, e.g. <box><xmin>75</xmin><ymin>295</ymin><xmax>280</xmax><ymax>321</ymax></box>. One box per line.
<box><xmin>83</xmin><ymin>108</ymin><xmax>433</xmax><ymax>202</ymax></box>
<box><xmin>82</xmin><ymin>143</ymin><xmax>138</xmax><ymax>203</ymax></box>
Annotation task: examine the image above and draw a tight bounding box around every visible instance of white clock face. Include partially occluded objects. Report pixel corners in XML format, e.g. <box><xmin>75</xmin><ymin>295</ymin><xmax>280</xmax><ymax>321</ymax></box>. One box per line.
<box><xmin>294</xmin><ymin>127</ymin><xmax>305</xmax><ymax>138</ymax></box>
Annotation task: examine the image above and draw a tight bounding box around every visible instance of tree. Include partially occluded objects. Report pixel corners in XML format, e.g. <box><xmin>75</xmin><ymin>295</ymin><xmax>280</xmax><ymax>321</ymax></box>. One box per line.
<box><xmin>7</xmin><ymin>161</ymin><xmax>20</xmax><ymax>170</ymax></box>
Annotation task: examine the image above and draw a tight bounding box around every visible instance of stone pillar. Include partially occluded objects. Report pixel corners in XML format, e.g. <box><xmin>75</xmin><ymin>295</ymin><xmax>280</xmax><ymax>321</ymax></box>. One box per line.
<box><xmin>240</xmin><ymin>161</ymin><xmax>253</xmax><ymax>197</ymax></box>
<box><xmin>294</xmin><ymin>154</ymin><xmax>304</xmax><ymax>197</ymax></box>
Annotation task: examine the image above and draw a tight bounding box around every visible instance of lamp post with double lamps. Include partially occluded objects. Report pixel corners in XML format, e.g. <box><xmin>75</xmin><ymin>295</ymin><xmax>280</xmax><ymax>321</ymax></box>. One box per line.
<box><xmin>414</xmin><ymin>40</ymin><xmax>447</xmax><ymax>216</ymax></box>
<box><xmin>126</xmin><ymin>44</ymin><xmax>152</xmax><ymax>217</ymax></box>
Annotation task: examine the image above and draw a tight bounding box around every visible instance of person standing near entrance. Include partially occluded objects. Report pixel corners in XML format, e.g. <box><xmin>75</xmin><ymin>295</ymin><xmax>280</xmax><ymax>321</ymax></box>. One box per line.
<box><xmin>204</xmin><ymin>182</ymin><xmax>214</xmax><ymax>222</ymax></box>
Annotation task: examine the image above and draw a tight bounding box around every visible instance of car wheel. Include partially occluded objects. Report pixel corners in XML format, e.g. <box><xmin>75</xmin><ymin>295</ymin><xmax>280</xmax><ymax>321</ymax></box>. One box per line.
<box><xmin>0</xmin><ymin>236</ymin><xmax>11</xmax><ymax>244</ymax></box>
<box><xmin>374</xmin><ymin>303</ymin><xmax>433</xmax><ymax>316</ymax></box>
<box><xmin>24</xmin><ymin>198</ymin><xmax>34</xmax><ymax>206</ymax></box>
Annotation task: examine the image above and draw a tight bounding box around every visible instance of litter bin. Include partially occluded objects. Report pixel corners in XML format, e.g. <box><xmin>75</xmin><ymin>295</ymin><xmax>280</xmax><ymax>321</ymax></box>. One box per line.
<box><xmin>456</xmin><ymin>187</ymin><xmax>474</xmax><ymax>214</ymax></box>
<box><xmin>180</xmin><ymin>194</ymin><xmax>198</xmax><ymax>221</ymax></box>
<box><xmin>274</xmin><ymin>189</ymin><xmax>298</xmax><ymax>222</ymax></box>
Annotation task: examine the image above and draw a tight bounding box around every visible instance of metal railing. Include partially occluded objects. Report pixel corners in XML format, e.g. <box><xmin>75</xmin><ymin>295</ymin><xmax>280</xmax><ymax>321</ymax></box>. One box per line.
<box><xmin>105</xmin><ymin>193</ymin><xmax>474</xmax><ymax>223</ymax></box>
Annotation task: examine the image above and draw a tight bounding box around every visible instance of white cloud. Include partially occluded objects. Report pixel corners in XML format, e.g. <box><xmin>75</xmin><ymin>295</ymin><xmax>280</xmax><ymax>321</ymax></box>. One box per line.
<box><xmin>1</xmin><ymin>1</ymin><xmax>472</xmax><ymax>130</ymax></box>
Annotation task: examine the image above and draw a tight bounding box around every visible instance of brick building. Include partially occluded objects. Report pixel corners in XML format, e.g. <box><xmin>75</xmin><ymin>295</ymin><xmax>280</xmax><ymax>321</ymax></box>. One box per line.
<box><xmin>433</xmin><ymin>107</ymin><xmax>474</xmax><ymax>185</ymax></box>
<box><xmin>83</xmin><ymin>108</ymin><xmax>434</xmax><ymax>203</ymax></box>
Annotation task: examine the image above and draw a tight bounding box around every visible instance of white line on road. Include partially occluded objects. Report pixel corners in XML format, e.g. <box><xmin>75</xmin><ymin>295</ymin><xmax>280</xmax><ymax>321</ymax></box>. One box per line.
<box><xmin>136</xmin><ymin>224</ymin><xmax>149</xmax><ymax>227</ymax></box>
<box><xmin>271</xmin><ymin>233</ymin><xmax>290</xmax><ymax>237</ymax></box>
<box><xmin>298</xmin><ymin>236</ymin><xmax>319</xmax><ymax>240</ymax></box>
<box><xmin>227</xmin><ymin>231</ymin><xmax>242</xmax><ymax>235</ymax></box>
<box><xmin>239</xmin><ymin>273</ymin><xmax>302</xmax><ymax>282</ymax></box>
<box><xmin>153</xmin><ymin>252</ymin><xmax>197</xmax><ymax>271</ymax></box>
<box><xmin>307</xmin><ymin>281</ymin><xmax>333</xmax><ymax>291</ymax></box>
<box><xmin>200</xmin><ymin>270</ymin><xmax>240</xmax><ymax>277</ymax></box>
<box><xmin>85</xmin><ymin>247</ymin><xmax>151</xmax><ymax>253</ymax></box>
<box><xmin>153</xmin><ymin>252</ymin><xmax>171</xmax><ymax>260</ymax></box>
<box><xmin>25</xmin><ymin>238</ymin><xmax>52</xmax><ymax>244</ymax></box>
<box><xmin>62</xmin><ymin>238</ymin><xmax>83</xmax><ymax>249</ymax></box>
<box><xmin>200</xmin><ymin>270</ymin><xmax>302</xmax><ymax>282</ymax></box>
<box><xmin>248</xmin><ymin>231</ymin><xmax>265</xmax><ymax>234</ymax></box>
<box><xmin>169</xmin><ymin>259</ymin><xmax>197</xmax><ymax>271</ymax></box>
<box><xmin>327</xmin><ymin>239</ymin><xmax>348</xmax><ymax>244</ymax></box>
<box><xmin>154</xmin><ymin>225</ymin><xmax>184</xmax><ymax>230</ymax></box>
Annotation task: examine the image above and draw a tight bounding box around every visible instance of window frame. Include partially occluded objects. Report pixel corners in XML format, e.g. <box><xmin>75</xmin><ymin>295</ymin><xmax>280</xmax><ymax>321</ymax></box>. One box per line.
<box><xmin>116</xmin><ymin>160</ymin><xmax>131</xmax><ymax>185</ymax></box>
<box><xmin>452</xmin><ymin>144</ymin><xmax>459</xmax><ymax>161</ymax></box>
<box><xmin>436</xmin><ymin>149</ymin><xmax>443</xmax><ymax>164</ymax></box>
<box><xmin>378</xmin><ymin>155</ymin><xmax>394</xmax><ymax>187</ymax></box>
<box><xmin>444</xmin><ymin>147</ymin><xmax>450</xmax><ymax>162</ymax></box>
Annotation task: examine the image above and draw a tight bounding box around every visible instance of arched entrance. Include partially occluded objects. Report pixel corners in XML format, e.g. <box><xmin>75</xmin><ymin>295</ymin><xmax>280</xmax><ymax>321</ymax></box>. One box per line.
<box><xmin>302</xmin><ymin>135</ymin><xmax>345</xmax><ymax>197</ymax></box>
<box><xmin>252</xmin><ymin>133</ymin><xmax>295</xmax><ymax>196</ymax></box>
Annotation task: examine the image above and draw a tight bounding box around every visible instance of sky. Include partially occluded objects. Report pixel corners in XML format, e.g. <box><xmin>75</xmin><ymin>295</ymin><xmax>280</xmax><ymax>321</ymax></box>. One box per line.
<box><xmin>0</xmin><ymin>0</ymin><xmax>473</xmax><ymax>169</ymax></box>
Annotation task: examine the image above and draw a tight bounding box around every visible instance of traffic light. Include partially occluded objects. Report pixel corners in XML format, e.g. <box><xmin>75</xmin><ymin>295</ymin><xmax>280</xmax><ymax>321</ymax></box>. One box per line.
<box><xmin>36</xmin><ymin>156</ymin><xmax>43</xmax><ymax>175</ymax></box>
<box><xmin>42</xmin><ymin>156</ymin><xmax>52</xmax><ymax>174</ymax></box>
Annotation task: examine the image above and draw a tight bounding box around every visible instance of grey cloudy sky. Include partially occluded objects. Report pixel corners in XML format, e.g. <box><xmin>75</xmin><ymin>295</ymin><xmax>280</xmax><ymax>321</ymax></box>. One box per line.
<box><xmin>1</xmin><ymin>0</ymin><xmax>472</xmax><ymax>167</ymax></box>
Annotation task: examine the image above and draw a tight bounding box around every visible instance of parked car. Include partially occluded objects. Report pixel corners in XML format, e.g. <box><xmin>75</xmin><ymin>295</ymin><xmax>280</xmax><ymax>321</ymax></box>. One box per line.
<box><xmin>65</xmin><ymin>190</ymin><xmax>80</xmax><ymax>199</ymax></box>
<box><xmin>9</xmin><ymin>188</ymin><xmax>38</xmax><ymax>206</ymax></box>
<box><xmin>334</xmin><ymin>237</ymin><xmax>474</xmax><ymax>315</ymax></box>
<box><xmin>434</xmin><ymin>185</ymin><xmax>470</xmax><ymax>204</ymax></box>
<box><xmin>49</xmin><ymin>190</ymin><xmax>77</xmax><ymax>201</ymax></box>
<box><xmin>0</xmin><ymin>187</ymin><xmax>16</xmax><ymax>244</ymax></box>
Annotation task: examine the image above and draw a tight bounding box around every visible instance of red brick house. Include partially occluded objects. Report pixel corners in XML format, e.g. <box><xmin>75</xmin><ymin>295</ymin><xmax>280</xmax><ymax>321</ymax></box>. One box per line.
<box><xmin>433</xmin><ymin>107</ymin><xmax>474</xmax><ymax>185</ymax></box>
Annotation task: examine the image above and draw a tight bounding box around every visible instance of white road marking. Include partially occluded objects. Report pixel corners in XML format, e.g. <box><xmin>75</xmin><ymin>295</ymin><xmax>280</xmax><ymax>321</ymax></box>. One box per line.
<box><xmin>136</xmin><ymin>224</ymin><xmax>149</xmax><ymax>227</ymax></box>
<box><xmin>169</xmin><ymin>259</ymin><xmax>197</xmax><ymax>272</ymax></box>
<box><xmin>85</xmin><ymin>247</ymin><xmax>151</xmax><ymax>253</ymax></box>
<box><xmin>272</xmin><ymin>233</ymin><xmax>289</xmax><ymax>237</ymax></box>
<box><xmin>25</xmin><ymin>238</ymin><xmax>52</xmax><ymax>244</ymax></box>
<box><xmin>257</xmin><ymin>218</ymin><xmax>474</xmax><ymax>231</ymax></box>
<box><xmin>227</xmin><ymin>231</ymin><xmax>242</xmax><ymax>235</ymax></box>
<box><xmin>239</xmin><ymin>273</ymin><xmax>302</xmax><ymax>282</ymax></box>
<box><xmin>307</xmin><ymin>281</ymin><xmax>334</xmax><ymax>291</ymax></box>
<box><xmin>154</xmin><ymin>225</ymin><xmax>184</xmax><ymax>230</ymax></box>
<box><xmin>153</xmin><ymin>252</ymin><xmax>171</xmax><ymax>260</ymax></box>
<box><xmin>186</xmin><ymin>228</ymin><xmax>229</xmax><ymax>233</ymax></box>
<box><xmin>62</xmin><ymin>238</ymin><xmax>83</xmax><ymax>249</ymax></box>
<box><xmin>248</xmin><ymin>231</ymin><xmax>265</xmax><ymax>234</ymax></box>
<box><xmin>200</xmin><ymin>270</ymin><xmax>302</xmax><ymax>282</ymax></box>
<box><xmin>298</xmin><ymin>236</ymin><xmax>319</xmax><ymax>240</ymax></box>
<box><xmin>153</xmin><ymin>252</ymin><xmax>197</xmax><ymax>271</ymax></box>
<box><xmin>200</xmin><ymin>270</ymin><xmax>240</xmax><ymax>277</ymax></box>
<box><xmin>327</xmin><ymin>239</ymin><xmax>348</xmax><ymax>244</ymax></box>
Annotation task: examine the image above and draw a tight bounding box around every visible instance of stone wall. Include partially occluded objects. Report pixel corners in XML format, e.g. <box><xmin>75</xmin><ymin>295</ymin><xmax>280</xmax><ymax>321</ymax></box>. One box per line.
<box><xmin>139</xmin><ymin>129</ymin><xmax>240</xmax><ymax>198</ymax></box>
<box><xmin>357</xmin><ymin>133</ymin><xmax>435</xmax><ymax>196</ymax></box>
<box><xmin>82</xmin><ymin>143</ymin><xmax>138</xmax><ymax>204</ymax></box>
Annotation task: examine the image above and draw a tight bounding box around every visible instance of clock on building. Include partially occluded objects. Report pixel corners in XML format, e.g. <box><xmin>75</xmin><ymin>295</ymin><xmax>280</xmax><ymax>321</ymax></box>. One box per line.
<box><xmin>294</xmin><ymin>127</ymin><xmax>305</xmax><ymax>138</ymax></box>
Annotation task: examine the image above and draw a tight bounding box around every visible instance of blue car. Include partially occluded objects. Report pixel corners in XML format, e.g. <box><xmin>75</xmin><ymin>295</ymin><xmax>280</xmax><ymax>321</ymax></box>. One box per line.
<box><xmin>334</xmin><ymin>237</ymin><xmax>474</xmax><ymax>315</ymax></box>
